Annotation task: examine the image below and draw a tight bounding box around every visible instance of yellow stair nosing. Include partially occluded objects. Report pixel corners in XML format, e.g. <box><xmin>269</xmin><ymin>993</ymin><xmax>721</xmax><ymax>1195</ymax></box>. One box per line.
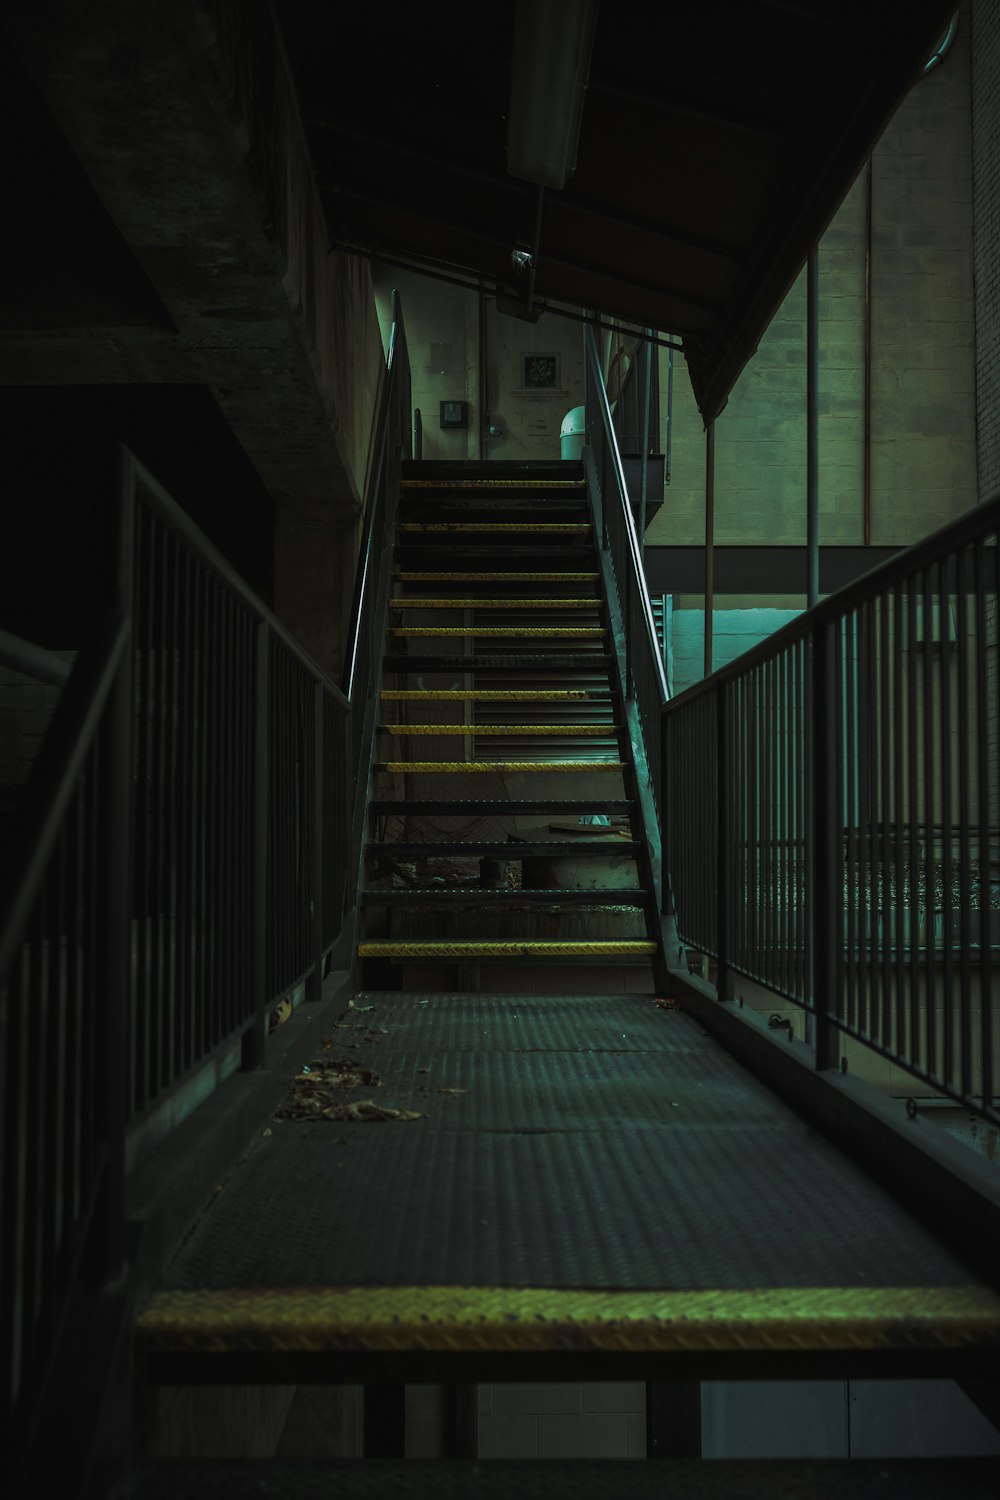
<box><xmin>357</xmin><ymin>941</ymin><xmax>657</xmax><ymax>957</ymax></box>
<box><xmin>388</xmin><ymin>598</ymin><xmax>600</xmax><ymax>609</ymax></box>
<box><xmin>400</xmin><ymin>479</ymin><xmax>585</xmax><ymax>489</ymax></box>
<box><xmin>136</xmin><ymin>1285</ymin><xmax>1000</xmax><ymax>1356</ymax></box>
<box><xmin>378</xmin><ymin>761</ymin><xmax>625</xmax><ymax>773</ymax></box>
<box><xmin>381</xmin><ymin>690</ymin><xmax>597</xmax><ymax>701</ymax></box>
<box><xmin>398</xmin><ymin>523</ymin><xmax>590</xmax><ymax>533</ymax></box>
<box><xmin>387</xmin><ymin>627</ymin><xmax>606</xmax><ymax>638</ymax></box>
<box><xmin>380</xmin><ymin>724</ymin><xmax>612</xmax><ymax>736</ymax></box>
<box><xmin>394</xmin><ymin>573</ymin><xmax>600</xmax><ymax>582</ymax></box>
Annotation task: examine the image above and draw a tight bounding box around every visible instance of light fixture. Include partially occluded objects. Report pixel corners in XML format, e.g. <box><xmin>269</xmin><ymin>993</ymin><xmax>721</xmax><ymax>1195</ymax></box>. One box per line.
<box><xmin>506</xmin><ymin>0</ymin><xmax>600</xmax><ymax>190</ymax></box>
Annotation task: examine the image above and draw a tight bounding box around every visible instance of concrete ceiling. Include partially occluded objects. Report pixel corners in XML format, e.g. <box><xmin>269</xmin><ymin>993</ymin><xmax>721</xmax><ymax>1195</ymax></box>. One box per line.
<box><xmin>279</xmin><ymin>0</ymin><xmax>959</xmax><ymax>421</ymax></box>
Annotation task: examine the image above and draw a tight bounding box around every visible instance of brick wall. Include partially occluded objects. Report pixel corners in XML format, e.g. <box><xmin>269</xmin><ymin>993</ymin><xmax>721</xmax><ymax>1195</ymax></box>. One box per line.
<box><xmin>973</xmin><ymin>0</ymin><xmax>1000</xmax><ymax>501</ymax></box>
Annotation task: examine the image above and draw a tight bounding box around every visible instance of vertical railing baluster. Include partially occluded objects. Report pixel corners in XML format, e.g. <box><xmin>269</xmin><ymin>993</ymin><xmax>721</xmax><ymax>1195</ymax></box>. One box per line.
<box><xmin>975</xmin><ymin>542</ymin><xmax>993</xmax><ymax>1113</ymax></box>
<box><xmin>717</xmin><ymin>680</ymin><xmax>731</xmax><ymax>999</ymax></box>
<box><xmin>309</xmin><ymin>680</ymin><xmax>324</xmax><ymax>1003</ymax></box>
<box><xmin>243</xmin><ymin>621</ymin><xmax>269</xmax><ymax>1070</ymax></box>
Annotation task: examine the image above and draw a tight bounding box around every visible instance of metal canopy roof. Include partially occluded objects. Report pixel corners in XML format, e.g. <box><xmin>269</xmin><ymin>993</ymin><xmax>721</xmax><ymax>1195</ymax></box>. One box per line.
<box><xmin>277</xmin><ymin>0</ymin><xmax>958</xmax><ymax>422</ymax></box>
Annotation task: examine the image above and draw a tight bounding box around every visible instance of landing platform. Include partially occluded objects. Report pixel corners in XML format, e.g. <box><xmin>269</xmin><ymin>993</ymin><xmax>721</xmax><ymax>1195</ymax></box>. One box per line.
<box><xmin>138</xmin><ymin>995</ymin><xmax>1000</xmax><ymax>1383</ymax></box>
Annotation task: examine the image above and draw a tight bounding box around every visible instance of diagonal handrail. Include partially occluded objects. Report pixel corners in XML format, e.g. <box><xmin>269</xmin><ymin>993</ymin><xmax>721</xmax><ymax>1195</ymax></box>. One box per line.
<box><xmin>584</xmin><ymin>326</ymin><xmax>669</xmax><ymax>705</ymax></box>
<box><xmin>342</xmin><ymin>288</ymin><xmax>408</xmax><ymax>703</ymax></box>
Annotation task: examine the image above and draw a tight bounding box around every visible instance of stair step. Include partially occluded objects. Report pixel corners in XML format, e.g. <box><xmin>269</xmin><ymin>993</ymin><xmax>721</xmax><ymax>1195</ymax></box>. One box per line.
<box><xmin>358</xmin><ymin>940</ymin><xmax>657</xmax><ymax>957</ymax></box>
<box><xmin>383</xmin><ymin>654</ymin><xmax>610</xmax><ymax>671</ymax></box>
<box><xmin>362</xmin><ymin>888</ymin><xmax>649</xmax><ymax>906</ymax></box>
<box><xmin>394</xmin><ymin>572</ymin><xmax>600</xmax><ymax>582</ymax></box>
<box><xmin>368</xmin><ymin>841</ymin><xmax>641</xmax><ymax>859</ymax></box>
<box><xmin>398</xmin><ymin>522</ymin><xmax>591</xmax><ymax>534</ymax></box>
<box><xmin>373</xmin><ymin>760</ymin><xmax>625</xmax><ymax>774</ymax></box>
<box><xmin>395</xmin><ymin>546</ymin><xmax>599</xmax><ymax>563</ymax></box>
<box><xmin>401</xmin><ymin>478</ymin><xmax>585</xmax><ymax>490</ymax></box>
<box><xmin>379</xmin><ymin>723</ymin><xmax>615</xmax><ymax>737</ymax></box>
<box><xmin>387</xmin><ymin>626</ymin><xmax>607</xmax><ymax>639</ymax></box>
<box><xmin>380</xmin><ymin>690</ymin><xmax>610</xmax><ymax>702</ymax></box>
<box><xmin>368</xmin><ymin>800</ymin><xmax>633</xmax><ymax>814</ymax></box>
<box><xmin>386</xmin><ymin>591</ymin><xmax>599</xmax><ymax>603</ymax></box>
<box><xmin>382</xmin><ymin>655</ymin><xmax>613</xmax><ymax>673</ymax></box>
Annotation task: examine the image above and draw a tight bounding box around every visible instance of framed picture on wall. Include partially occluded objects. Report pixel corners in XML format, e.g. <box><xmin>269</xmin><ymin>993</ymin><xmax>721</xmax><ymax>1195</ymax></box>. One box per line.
<box><xmin>520</xmin><ymin>353</ymin><xmax>560</xmax><ymax>390</ymax></box>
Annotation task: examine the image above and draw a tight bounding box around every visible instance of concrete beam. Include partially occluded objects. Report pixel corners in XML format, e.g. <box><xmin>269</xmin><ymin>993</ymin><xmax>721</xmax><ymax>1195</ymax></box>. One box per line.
<box><xmin>3</xmin><ymin>0</ymin><xmax>384</xmax><ymax>522</ymax></box>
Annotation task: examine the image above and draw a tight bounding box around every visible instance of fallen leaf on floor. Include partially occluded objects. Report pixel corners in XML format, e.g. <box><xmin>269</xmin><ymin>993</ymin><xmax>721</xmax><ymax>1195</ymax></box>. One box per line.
<box><xmin>417</xmin><ymin>1068</ymin><xmax>430</xmax><ymax>1074</ymax></box>
<box><xmin>654</xmin><ymin>997</ymin><xmax>678</xmax><ymax>1010</ymax></box>
<box><xmin>437</xmin><ymin>1087</ymin><xmax>469</xmax><ymax>1096</ymax></box>
<box><xmin>261</xmin><ymin>1127</ymin><xmax>273</xmax><ymax>1138</ymax></box>
<box><xmin>348</xmin><ymin>998</ymin><xmax>375</xmax><ymax>1013</ymax></box>
<box><xmin>321</xmin><ymin>1098</ymin><xmax>424</xmax><ymax>1122</ymax></box>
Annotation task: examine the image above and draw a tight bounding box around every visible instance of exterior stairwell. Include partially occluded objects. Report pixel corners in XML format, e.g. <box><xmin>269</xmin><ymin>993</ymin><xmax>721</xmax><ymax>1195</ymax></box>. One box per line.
<box><xmin>360</xmin><ymin>459</ymin><xmax>663</xmax><ymax>991</ymax></box>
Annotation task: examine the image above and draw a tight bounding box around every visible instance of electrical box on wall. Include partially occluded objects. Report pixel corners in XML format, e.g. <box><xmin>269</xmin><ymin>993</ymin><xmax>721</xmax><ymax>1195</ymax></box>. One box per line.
<box><xmin>440</xmin><ymin>400</ymin><xmax>468</xmax><ymax>429</ymax></box>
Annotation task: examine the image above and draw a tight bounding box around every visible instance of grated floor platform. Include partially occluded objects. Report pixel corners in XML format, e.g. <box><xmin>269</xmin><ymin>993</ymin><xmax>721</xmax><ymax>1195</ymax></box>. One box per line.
<box><xmin>140</xmin><ymin>994</ymin><xmax>1000</xmax><ymax>1380</ymax></box>
<box><xmin>122</xmin><ymin>1458</ymin><xmax>1000</xmax><ymax>1500</ymax></box>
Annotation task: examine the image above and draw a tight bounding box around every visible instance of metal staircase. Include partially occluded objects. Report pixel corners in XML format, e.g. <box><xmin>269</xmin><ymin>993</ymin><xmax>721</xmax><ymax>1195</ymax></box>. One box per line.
<box><xmin>360</xmin><ymin>460</ymin><xmax>661</xmax><ymax>981</ymax></box>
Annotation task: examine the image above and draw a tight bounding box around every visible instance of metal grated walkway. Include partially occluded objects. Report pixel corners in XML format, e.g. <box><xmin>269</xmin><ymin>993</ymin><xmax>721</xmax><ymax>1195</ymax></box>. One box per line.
<box><xmin>137</xmin><ymin>993</ymin><xmax>1000</xmax><ymax>1383</ymax></box>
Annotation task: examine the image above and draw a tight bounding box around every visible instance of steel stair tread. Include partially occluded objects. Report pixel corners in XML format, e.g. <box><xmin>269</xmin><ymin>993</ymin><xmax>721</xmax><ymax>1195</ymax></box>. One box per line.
<box><xmin>373</xmin><ymin>761</ymin><xmax>625</xmax><ymax>773</ymax></box>
<box><xmin>368</xmin><ymin>800</ymin><xmax>633</xmax><ymax>813</ymax></box>
<box><xmin>378</xmin><ymin>724</ymin><xmax>617</xmax><ymax>736</ymax></box>
<box><xmin>361</xmin><ymin>888</ymin><xmax>651</xmax><ymax>905</ymax></box>
<box><xmin>382</xmin><ymin>655</ymin><xmax>613</xmax><ymax>672</ymax></box>
<box><xmin>357</xmin><ymin>940</ymin><xmax>657</xmax><ymax>957</ymax></box>
<box><xmin>367</xmin><ymin>841</ymin><xmax>641</xmax><ymax>858</ymax></box>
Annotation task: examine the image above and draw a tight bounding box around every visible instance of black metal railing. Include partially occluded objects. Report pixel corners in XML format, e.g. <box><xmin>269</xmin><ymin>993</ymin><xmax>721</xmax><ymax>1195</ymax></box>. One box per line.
<box><xmin>0</xmin><ymin>292</ymin><xmax>410</xmax><ymax>1467</ymax></box>
<box><xmin>0</xmin><ymin>609</ymin><xmax>131</xmax><ymax>1454</ymax></box>
<box><xmin>663</xmin><ymin>497</ymin><xmax>1000</xmax><ymax>1124</ymax></box>
<box><xmin>584</xmin><ymin>327</ymin><xmax>669</xmax><ymax>819</ymax></box>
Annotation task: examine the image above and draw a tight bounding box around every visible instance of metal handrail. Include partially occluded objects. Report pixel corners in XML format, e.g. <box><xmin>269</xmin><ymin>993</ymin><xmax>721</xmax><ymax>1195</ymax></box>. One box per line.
<box><xmin>342</xmin><ymin>288</ymin><xmax>405</xmax><ymax>702</ymax></box>
<box><xmin>584</xmin><ymin>326</ymin><xmax>669</xmax><ymax>703</ymax></box>
<box><xmin>132</xmin><ymin>458</ymin><xmax>349</xmax><ymax>708</ymax></box>
<box><xmin>0</xmin><ymin>610</ymin><xmax>127</xmax><ymax>978</ymax></box>
<box><xmin>661</xmin><ymin>487</ymin><xmax>1000</xmax><ymax>1124</ymax></box>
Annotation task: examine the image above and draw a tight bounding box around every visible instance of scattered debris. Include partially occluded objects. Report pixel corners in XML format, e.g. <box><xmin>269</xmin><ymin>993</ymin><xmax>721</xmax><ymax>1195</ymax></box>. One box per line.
<box><xmin>262</xmin><ymin>1127</ymin><xmax>273</xmax><ymax>1138</ymax></box>
<box><xmin>268</xmin><ymin>997</ymin><xmax>292</xmax><ymax>1032</ymax></box>
<box><xmin>654</xmin><ymin>997</ymin><xmax>678</xmax><ymax>1010</ymax></box>
<box><xmin>438</xmin><ymin>1087</ymin><xmax>470</xmax><ymax>1096</ymax></box>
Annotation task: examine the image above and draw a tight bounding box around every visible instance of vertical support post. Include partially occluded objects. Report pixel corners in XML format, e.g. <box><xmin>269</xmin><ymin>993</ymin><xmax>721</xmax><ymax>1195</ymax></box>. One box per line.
<box><xmin>811</xmin><ymin>617</ymin><xmax>838</xmax><ymax>1069</ymax></box>
<box><xmin>639</xmin><ymin>332</ymin><xmax>652</xmax><ymax>554</ymax></box>
<box><xmin>807</xmin><ymin>242</ymin><xmax>820</xmax><ymax>610</ymax></box>
<box><xmin>717</xmin><ymin>680</ymin><xmax>731</xmax><ymax>1000</ymax></box>
<box><xmin>704</xmin><ymin>419</ymin><xmax>715</xmax><ymax>678</ymax></box>
<box><xmin>863</xmin><ymin>159</ymin><xmax>873</xmax><ymax>548</ymax></box>
<box><xmin>308</xmin><ymin>679</ymin><xmax>325</xmax><ymax>1003</ymax></box>
<box><xmin>243</xmin><ymin>620</ymin><xmax>269</xmax><ymax>1069</ymax></box>
<box><xmin>661</xmin><ymin>709</ymin><xmax>671</xmax><ymax>916</ymax></box>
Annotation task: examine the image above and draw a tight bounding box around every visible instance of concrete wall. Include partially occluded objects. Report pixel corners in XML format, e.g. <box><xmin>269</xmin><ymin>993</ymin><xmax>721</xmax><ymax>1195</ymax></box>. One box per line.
<box><xmin>972</xmin><ymin>0</ymin><xmax>1000</xmax><ymax>502</ymax></box>
<box><xmin>649</xmin><ymin>14</ymin><xmax>977</xmax><ymax>679</ymax></box>
<box><xmin>477</xmin><ymin>1383</ymin><xmax>645</xmax><ymax>1459</ymax></box>
<box><xmin>373</xmin><ymin>268</ymin><xmax>585</xmax><ymax>463</ymax></box>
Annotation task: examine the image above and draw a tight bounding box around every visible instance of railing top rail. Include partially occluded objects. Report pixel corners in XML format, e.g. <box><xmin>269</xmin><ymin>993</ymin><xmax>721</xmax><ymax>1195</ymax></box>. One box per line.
<box><xmin>585</xmin><ymin>326</ymin><xmax>669</xmax><ymax>704</ymax></box>
<box><xmin>127</xmin><ymin>451</ymin><xmax>350</xmax><ymax>710</ymax></box>
<box><xmin>342</xmin><ymin>287</ymin><xmax>404</xmax><ymax>703</ymax></box>
<box><xmin>0</xmin><ymin>628</ymin><xmax>72</xmax><ymax>688</ymax></box>
<box><xmin>665</xmin><ymin>490</ymin><xmax>1000</xmax><ymax>711</ymax></box>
